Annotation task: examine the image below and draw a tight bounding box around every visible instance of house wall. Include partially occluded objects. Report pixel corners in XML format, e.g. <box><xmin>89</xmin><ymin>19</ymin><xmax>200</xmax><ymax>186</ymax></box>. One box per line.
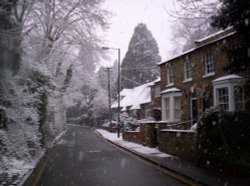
<box><xmin>151</xmin><ymin>82</ymin><xmax>161</xmax><ymax>108</ymax></box>
<box><xmin>160</xmin><ymin>33</ymin><xmax>242</xmax><ymax>122</ymax></box>
<box><xmin>150</xmin><ymin>82</ymin><xmax>162</xmax><ymax>121</ymax></box>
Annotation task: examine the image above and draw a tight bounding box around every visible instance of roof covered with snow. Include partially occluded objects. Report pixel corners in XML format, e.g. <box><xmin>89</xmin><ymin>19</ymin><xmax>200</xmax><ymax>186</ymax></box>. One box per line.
<box><xmin>148</xmin><ymin>77</ymin><xmax>161</xmax><ymax>87</ymax></box>
<box><xmin>111</xmin><ymin>82</ymin><xmax>152</xmax><ymax>110</ymax></box>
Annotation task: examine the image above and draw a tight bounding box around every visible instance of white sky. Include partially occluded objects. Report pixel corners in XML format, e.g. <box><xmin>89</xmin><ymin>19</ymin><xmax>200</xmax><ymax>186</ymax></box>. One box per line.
<box><xmin>100</xmin><ymin>0</ymin><xmax>176</xmax><ymax>66</ymax></box>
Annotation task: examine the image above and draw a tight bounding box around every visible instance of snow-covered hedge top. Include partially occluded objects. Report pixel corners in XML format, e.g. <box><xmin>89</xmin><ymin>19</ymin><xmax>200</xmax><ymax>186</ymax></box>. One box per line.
<box><xmin>160</xmin><ymin>129</ymin><xmax>195</xmax><ymax>133</ymax></box>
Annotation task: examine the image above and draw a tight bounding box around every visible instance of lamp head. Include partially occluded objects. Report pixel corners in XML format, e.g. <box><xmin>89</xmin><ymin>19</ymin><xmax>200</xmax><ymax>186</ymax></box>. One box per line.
<box><xmin>101</xmin><ymin>46</ymin><xmax>110</xmax><ymax>50</ymax></box>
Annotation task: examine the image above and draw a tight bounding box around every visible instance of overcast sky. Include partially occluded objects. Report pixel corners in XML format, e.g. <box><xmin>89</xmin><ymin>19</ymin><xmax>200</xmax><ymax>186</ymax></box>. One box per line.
<box><xmin>100</xmin><ymin>0</ymin><xmax>176</xmax><ymax>66</ymax></box>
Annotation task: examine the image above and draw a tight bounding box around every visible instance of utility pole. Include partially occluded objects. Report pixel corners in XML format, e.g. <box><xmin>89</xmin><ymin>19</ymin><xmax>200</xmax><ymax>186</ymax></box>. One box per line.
<box><xmin>102</xmin><ymin>46</ymin><xmax>121</xmax><ymax>138</ymax></box>
<box><xmin>117</xmin><ymin>48</ymin><xmax>121</xmax><ymax>138</ymax></box>
<box><xmin>106</xmin><ymin>68</ymin><xmax>112</xmax><ymax>130</ymax></box>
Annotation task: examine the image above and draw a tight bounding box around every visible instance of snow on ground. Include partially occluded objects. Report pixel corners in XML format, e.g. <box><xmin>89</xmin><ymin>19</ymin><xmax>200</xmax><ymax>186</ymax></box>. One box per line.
<box><xmin>96</xmin><ymin>129</ymin><xmax>172</xmax><ymax>158</ymax></box>
<box><xmin>1</xmin><ymin>128</ymin><xmax>67</xmax><ymax>174</ymax></box>
<box><xmin>0</xmin><ymin>157</ymin><xmax>35</xmax><ymax>174</ymax></box>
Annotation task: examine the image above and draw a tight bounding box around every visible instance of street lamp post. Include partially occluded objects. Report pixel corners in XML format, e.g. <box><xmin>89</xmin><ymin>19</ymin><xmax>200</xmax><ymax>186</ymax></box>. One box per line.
<box><xmin>102</xmin><ymin>47</ymin><xmax>121</xmax><ymax>138</ymax></box>
<box><xmin>106</xmin><ymin>67</ymin><xmax>112</xmax><ymax>129</ymax></box>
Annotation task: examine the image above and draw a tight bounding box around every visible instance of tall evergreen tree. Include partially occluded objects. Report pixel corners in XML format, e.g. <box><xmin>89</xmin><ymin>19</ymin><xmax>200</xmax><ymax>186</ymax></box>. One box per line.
<box><xmin>211</xmin><ymin>0</ymin><xmax>250</xmax><ymax>72</ymax></box>
<box><xmin>121</xmin><ymin>23</ymin><xmax>161</xmax><ymax>88</ymax></box>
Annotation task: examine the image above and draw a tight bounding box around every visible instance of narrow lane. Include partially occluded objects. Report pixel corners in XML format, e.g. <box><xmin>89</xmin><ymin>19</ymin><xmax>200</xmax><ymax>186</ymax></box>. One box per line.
<box><xmin>38</xmin><ymin>126</ymin><xmax>188</xmax><ymax>186</ymax></box>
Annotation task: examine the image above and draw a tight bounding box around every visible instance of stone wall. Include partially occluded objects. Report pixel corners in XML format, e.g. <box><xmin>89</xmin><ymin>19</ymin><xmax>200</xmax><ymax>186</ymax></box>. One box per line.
<box><xmin>123</xmin><ymin>122</ymin><xmax>197</xmax><ymax>163</ymax></box>
<box><xmin>122</xmin><ymin>122</ymin><xmax>157</xmax><ymax>147</ymax></box>
<box><xmin>122</xmin><ymin>131</ymin><xmax>141</xmax><ymax>144</ymax></box>
<box><xmin>158</xmin><ymin>130</ymin><xmax>196</xmax><ymax>162</ymax></box>
<box><xmin>140</xmin><ymin>123</ymin><xmax>157</xmax><ymax>147</ymax></box>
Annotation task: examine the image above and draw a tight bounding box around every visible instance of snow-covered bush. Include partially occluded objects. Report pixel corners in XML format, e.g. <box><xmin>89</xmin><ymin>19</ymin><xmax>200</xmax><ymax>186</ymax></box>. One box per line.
<box><xmin>120</xmin><ymin>112</ymin><xmax>138</xmax><ymax>131</ymax></box>
<box><xmin>0</xmin><ymin>71</ymin><xmax>44</xmax><ymax>171</ymax></box>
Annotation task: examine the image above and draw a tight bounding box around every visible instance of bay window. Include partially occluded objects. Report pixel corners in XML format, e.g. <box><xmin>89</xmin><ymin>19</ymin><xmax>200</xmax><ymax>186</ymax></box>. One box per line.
<box><xmin>213</xmin><ymin>74</ymin><xmax>246</xmax><ymax>111</ymax></box>
<box><xmin>161</xmin><ymin>88</ymin><xmax>182</xmax><ymax>121</ymax></box>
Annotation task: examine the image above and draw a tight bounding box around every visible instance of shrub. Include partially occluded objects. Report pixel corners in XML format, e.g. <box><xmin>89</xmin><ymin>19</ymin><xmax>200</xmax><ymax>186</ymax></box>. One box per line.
<box><xmin>120</xmin><ymin>112</ymin><xmax>138</xmax><ymax>131</ymax></box>
<box><xmin>196</xmin><ymin>107</ymin><xmax>250</xmax><ymax>176</ymax></box>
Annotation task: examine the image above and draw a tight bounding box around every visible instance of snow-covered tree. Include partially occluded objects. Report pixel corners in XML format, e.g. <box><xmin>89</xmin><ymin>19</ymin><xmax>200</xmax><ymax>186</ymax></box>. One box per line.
<box><xmin>97</xmin><ymin>61</ymin><xmax>118</xmax><ymax>99</ymax></box>
<box><xmin>167</xmin><ymin>0</ymin><xmax>220</xmax><ymax>54</ymax></box>
<box><xmin>0</xmin><ymin>0</ymin><xmax>109</xmax><ymax>170</ymax></box>
<box><xmin>121</xmin><ymin>23</ymin><xmax>161</xmax><ymax>89</ymax></box>
<box><xmin>120</xmin><ymin>112</ymin><xmax>138</xmax><ymax>131</ymax></box>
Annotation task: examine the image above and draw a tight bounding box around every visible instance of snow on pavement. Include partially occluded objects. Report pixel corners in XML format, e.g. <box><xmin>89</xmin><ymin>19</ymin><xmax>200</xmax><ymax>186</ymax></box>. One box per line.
<box><xmin>96</xmin><ymin>129</ymin><xmax>172</xmax><ymax>158</ymax></box>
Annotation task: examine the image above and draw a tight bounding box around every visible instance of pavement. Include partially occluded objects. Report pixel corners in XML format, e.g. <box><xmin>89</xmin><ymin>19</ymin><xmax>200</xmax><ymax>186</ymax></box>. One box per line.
<box><xmin>96</xmin><ymin>129</ymin><xmax>250</xmax><ymax>186</ymax></box>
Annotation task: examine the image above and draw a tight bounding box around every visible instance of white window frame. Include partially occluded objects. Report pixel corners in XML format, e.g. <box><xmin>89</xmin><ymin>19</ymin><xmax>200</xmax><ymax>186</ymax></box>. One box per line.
<box><xmin>213</xmin><ymin>77</ymin><xmax>245</xmax><ymax>111</ymax></box>
<box><xmin>216</xmin><ymin>87</ymin><xmax>229</xmax><ymax>111</ymax></box>
<box><xmin>183</xmin><ymin>60</ymin><xmax>192</xmax><ymax>82</ymax></box>
<box><xmin>234</xmin><ymin>86</ymin><xmax>245</xmax><ymax>111</ymax></box>
<box><xmin>174</xmin><ymin>97</ymin><xmax>181</xmax><ymax>120</ymax></box>
<box><xmin>203</xmin><ymin>52</ymin><xmax>215</xmax><ymax>78</ymax></box>
<box><xmin>165</xmin><ymin>97</ymin><xmax>170</xmax><ymax>120</ymax></box>
<box><xmin>161</xmin><ymin>91</ymin><xmax>182</xmax><ymax>122</ymax></box>
<box><xmin>167</xmin><ymin>63</ymin><xmax>174</xmax><ymax>86</ymax></box>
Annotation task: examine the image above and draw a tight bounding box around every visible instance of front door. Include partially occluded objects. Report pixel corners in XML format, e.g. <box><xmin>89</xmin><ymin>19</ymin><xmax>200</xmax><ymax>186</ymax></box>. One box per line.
<box><xmin>191</xmin><ymin>98</ymin><xmax>198</xmax><ymax>125</ymax></box>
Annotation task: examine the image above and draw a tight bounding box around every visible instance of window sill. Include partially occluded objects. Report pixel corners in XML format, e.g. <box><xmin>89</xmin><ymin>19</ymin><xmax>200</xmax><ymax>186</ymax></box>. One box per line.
<box><xmin>163</xmin><ymin>119</ymin><xmax>181</xmax><ymax>123</ymax></box>
<box><xmin>182</xmin><ymin>78</ymin><xmax>193</xmax><ymax>83</ymax></box>
<box><xmin>202</xmin><ymin>72</ymin><xmax>215</xmax><ymax>78</ymax></box>
<box><xmin>165</xmin><ymin>83</ymin><xmax>174</xmax><ymax>87</ymax></box>
<box><xmin>154</xmin><ymin>95</ymin><xmax>161</xmax><ymax>98</ymax></box>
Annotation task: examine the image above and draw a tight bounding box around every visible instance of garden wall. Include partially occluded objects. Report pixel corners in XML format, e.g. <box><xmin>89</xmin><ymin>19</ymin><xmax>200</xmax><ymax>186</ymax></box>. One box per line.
<box><xmin>123</xmin><ymin>121</ymin><xmax>158</xmax><ymax>147</ymax></box>
<box><xmin>140</xmin><ymin>122</ymin><xmax>157</xmax><ymax>147</ymax></box>
<box><xmin>158</xmin><ymin>130</ymin><xmax>196</xmax><ymax>162</ymax></box>
<box><xmin>122</xmin><ymin>131</ymin><xmax>141</xmax><ymax>144</ymax></box>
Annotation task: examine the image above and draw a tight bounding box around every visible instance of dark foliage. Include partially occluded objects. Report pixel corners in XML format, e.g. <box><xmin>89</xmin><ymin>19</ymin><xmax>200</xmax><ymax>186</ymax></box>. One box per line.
<box><xmin>0</xmin><ymin>109</ymin><xmax>7</xmax><ymax>129</ymax></box>
<box><xmin>197</xmin><ymin>108</ymin><xmax>250</xmax><ymax>176</ymax></box>
<box><xmin>211</xmin><ymin>0</ymin><xmax>250</xmax><ymax>72</ymax></box>
<box><xmin>0</xmin><ymin>0</ymin><xmax>21</xmax><ymax>75</ymax></box>
<box><xmin>223</xmin><ymin>44</ymin><xmax>249</xmax><ymax>73</ymax></box>
<box><xmin>37</xmin><ymin>90</ymin><xmax>48</xmax><ymax>147</ymax></box>
<box><xmin>63</xmin><ymin>64</ymin><xmax>73</xmax><ymax>91</ymax></box>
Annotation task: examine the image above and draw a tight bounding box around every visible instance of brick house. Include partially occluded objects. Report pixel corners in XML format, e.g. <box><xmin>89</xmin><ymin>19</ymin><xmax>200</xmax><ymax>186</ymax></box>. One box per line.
<box><xmin>149</xmin><ymin>78</ymin><xmax>162</xmax><ymax>121</ymax></box>
<box><xmin>158</xmin><ymin>28</ymin><xmax>250</xmax><ymax>126</ymax></box>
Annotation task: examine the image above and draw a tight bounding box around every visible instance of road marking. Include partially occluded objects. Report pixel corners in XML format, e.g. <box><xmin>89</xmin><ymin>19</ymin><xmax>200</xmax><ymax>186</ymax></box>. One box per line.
<box><xmin>88</xmin><ymin>150</ymin><xmax>101</xmax><ymax>153</ymax></box>
<box><xmin>96</xmin><ymin>133</ymin><xmax>197</xmax><ymax>186</ymax></box>
<box><xmin>31</xmin><ymin>147</ymin><xmax>56</xmax><ymax>186</ymax></box>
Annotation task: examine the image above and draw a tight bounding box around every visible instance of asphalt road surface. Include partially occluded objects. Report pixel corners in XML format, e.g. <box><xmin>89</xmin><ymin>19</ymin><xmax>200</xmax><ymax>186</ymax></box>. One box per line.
<box><xmin>38</xmin><ymin>126</ymin><xmax>188</xmax><ymax>186</ymax></box>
